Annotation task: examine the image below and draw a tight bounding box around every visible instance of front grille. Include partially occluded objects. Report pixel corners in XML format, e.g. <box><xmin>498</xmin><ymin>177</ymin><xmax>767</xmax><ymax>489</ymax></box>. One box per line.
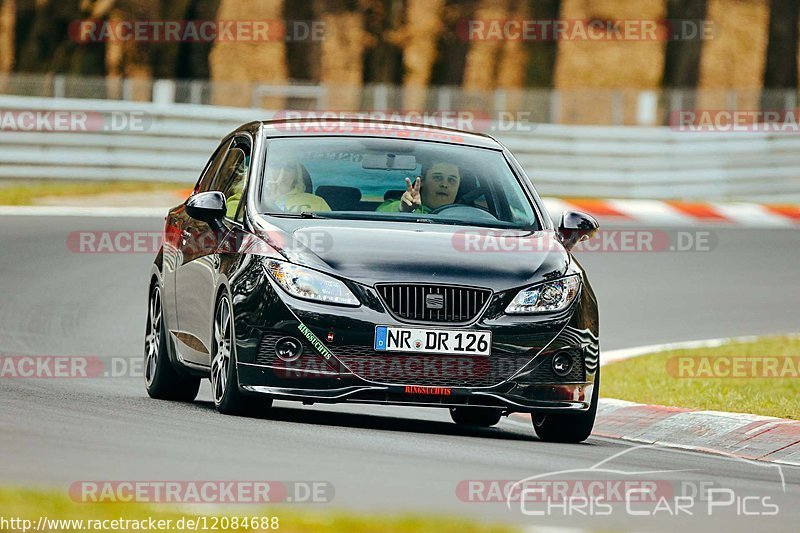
<box><xmin>376</xmin><ymin>284</ymin><xmax>491</xmax><ymax>323</ymax></box>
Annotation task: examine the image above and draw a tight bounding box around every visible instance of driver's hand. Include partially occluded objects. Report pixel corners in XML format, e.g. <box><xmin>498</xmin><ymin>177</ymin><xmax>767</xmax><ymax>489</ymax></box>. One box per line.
<box><xmin>400</xmin><ymin>177</ymin><xmax>422</xmax><ymax>212</ymax></box>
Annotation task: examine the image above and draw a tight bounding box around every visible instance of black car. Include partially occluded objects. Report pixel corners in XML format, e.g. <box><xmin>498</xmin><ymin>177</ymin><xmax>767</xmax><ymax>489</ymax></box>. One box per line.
<box><xmin>144</xmin><ymin>119</ymin><xmax>600</xmax><ymax>443</ymax></box>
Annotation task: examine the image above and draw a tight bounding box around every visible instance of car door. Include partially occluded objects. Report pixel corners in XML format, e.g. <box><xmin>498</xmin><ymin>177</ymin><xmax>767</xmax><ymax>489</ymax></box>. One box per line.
<box><xmin>174</xmin><ymin>135</ymin><xmax>251</xmax><ymax>366</ymax></box>
<box><xmin>162</xmin><ymin>137</ymin><xmax>232</xmax><ymax>345</ymax></box>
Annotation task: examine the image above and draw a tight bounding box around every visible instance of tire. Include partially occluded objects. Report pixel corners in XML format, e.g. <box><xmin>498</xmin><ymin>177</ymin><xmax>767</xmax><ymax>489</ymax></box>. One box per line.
<box><xmin>532</xmin><ymin>369</ymin><xmax>599</xmax><ymax>443</ymax></box>
<box><xmin>144</xmin><ymin>282</ymin><xmax>201</xmax><ymax>401</ymax></box>
<box><xmin>449</xmin><ymin>407</ymin><xmax>503</xmax><ymax>427</ymax></box>
<box><xmin>210</xmin><ymin>292</ymin><xmax>272</xmax><ymax>416</ymax></box>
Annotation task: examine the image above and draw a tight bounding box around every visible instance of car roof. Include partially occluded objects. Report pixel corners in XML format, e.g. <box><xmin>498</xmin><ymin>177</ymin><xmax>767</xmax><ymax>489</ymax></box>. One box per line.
<box><xmin>257</xmin><ymin>118</ymin><xmax>503</xmax><ymax>149</ymax></box>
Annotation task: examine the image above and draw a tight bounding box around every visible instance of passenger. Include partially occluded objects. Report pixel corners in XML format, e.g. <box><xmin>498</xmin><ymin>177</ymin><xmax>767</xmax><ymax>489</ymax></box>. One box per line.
<box><xmin>224</xmin><ymin>152</ymin><xmax>248</xmax><ymax>218</ymax></box>
<box><xmin>265</xmin><ymin>158</ymin><xmax>330</xmax><ymax>213</ymax></box>
<box><xmin>376</xmin><ymin>162</ymin><xmax>461</xmax><ymax>213</ymax></box>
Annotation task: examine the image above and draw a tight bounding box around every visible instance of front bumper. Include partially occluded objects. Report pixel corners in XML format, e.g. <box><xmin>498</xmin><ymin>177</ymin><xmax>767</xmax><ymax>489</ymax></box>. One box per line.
<box><xmin>230</xmin><ymin>267</ymin><xmax>599</xmax><ymax>413</ymax></box>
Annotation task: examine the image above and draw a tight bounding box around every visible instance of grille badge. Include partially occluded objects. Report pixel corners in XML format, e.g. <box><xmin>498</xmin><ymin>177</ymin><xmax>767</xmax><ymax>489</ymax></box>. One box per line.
<box><xmin>425</xmin><ymin>293</ymin><xmax>444</xmax><ymax>310</ymax></box>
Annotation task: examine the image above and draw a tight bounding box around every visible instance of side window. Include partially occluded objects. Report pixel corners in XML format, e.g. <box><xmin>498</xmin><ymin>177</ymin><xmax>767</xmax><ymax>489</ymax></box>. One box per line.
<box><xmin>211</xmin><ymin>137</ymin><xmax>251</xmax><ymax>221</ymax></box>
<box><xmin>194</xmin><ymin>139</ymin><xmax>233</xmax><ymax>194</ymax></box>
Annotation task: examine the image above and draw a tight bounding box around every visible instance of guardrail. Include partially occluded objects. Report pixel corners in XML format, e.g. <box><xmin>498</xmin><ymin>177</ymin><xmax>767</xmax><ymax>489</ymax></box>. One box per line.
<box><xmin>1</xmin><ymin>95</ymin><xmax>798</xmax><ymax>201</ymax></box>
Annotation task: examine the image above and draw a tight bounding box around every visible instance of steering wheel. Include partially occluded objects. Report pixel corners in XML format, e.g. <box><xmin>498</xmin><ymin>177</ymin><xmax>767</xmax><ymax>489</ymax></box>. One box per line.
<box><xmin>429</xmin><ymin>203</ymin><xmax>498</xmax><ymax>221</ymax></box>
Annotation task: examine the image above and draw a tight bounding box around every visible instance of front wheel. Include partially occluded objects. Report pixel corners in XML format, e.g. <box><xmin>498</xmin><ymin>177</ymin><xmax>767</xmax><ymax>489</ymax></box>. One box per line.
<box><xmin>449</xmin><ymin>407</ymin><xmax>503</xmax><ymax>427</ymax></box>
<box><xmin>144</xmin><ymin>283</ymin><xmax>200</xmax><ymax>401</ymax></box>
<box><xmin>211</xmin><ymin>293</ymin><xmax>272</xmax><ymax>417</ymax></box>
<box><xmin>532</xmin><ymin>369</ymin><xmax>599</xmax><ymax>443</ymax></box>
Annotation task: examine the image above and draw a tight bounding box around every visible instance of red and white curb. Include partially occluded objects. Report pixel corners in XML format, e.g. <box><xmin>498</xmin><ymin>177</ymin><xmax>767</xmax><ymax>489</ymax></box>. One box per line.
<box><xmin>542</xmin><ymin>198</ymin><xmax>800</xmax><ymax>228</ymax></box>
<box><xmin>592</xmin><ymin>399</ymin><xmax>800</xmax><ymax>467</ymax></box>
<box><xmin>1</xmin><ymin>198</ymin><xmax>799</xmax><ymax>228</ymax></box>
<box><xmin>513</xmin><ymin>337</ymin><xmax>800</xmax><ymax>466</ymax></box>
<box><xmin>512</xmin><ymin>400</ymin><xmax>800</xmax><ymax>467</ymax></box>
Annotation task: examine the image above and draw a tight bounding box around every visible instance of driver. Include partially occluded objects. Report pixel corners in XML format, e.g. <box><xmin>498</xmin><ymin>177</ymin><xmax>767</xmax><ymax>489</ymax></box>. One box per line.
<box><xmin>376</xmin><ymin>162</ymin><xmax>461</xmax><ymax>213</ymax></box>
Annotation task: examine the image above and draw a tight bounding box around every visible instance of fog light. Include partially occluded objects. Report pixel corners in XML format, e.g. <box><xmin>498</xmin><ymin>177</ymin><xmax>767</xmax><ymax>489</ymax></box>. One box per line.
<box><xmin>552</xmin><ymin>352</ymin><xmax>574</xmax><ymax>377</ymax></box>
<box><xmin>275</xmin><ymin>337</ymin><xmax>303</xmax><ymax>362</ymax></box>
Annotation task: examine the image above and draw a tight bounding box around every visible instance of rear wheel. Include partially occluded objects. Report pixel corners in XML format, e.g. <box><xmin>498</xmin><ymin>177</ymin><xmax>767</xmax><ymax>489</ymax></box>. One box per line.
<box><xmin>449</xmin><ymin>407</ymin><xmax>503</xmax><ymax>427</ymax></box>
<box><xmin>211</xmin><ymin>293</ymin><xmax>272</xmax><ymax>416</ymax></box>
<box><xmin>144</xmin><ymin>283</ymin><xmax>200</xmax><ymax>401</ymax></box>
<box><xmin>532</xmin><ymin>369</ymin><xmax>599</xmax><ymax>443</ymax></box>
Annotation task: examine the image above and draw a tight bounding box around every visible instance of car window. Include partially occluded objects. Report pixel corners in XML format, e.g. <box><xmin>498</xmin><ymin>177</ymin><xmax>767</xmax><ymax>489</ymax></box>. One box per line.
<box><xmin>260</xmin><ymin>137</ymin><xmax>539</xmax><ymax>230</ymax></box>
<box><xmin>212</xmin><ymin>137</ymin><xmax>251</xmax><ymax>221</ymax></box>
<box><xmin>194</xmin><ymin>138</ymin><xmax>233</xmax><ymax>194</ymax></box>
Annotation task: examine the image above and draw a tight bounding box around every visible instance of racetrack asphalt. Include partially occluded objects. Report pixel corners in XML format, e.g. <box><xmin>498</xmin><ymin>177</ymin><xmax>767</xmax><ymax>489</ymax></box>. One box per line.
<box><xmin>0</xmin><ymin>215</ymin><xmax>798</xmax><ymax>531</ymax></box>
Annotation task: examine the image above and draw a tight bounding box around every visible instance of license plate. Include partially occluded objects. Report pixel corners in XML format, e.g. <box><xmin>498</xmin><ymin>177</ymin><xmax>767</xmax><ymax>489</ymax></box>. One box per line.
<box><xmin>374</xmin><ymin>326</ymin><xmax>491</xmax><ymax>355</ymax></box>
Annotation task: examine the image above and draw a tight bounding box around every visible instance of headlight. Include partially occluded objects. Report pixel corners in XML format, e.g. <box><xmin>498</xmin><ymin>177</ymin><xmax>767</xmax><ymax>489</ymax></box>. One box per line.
<box><xmin>505</xmin><ymin>275</ymin><xmax>581</xmax><ymax>314</ymax></box>
<box><xmin>265</xmin><ymin>260</ymin><xmax>360</xmax><ymax>307</ymax></box>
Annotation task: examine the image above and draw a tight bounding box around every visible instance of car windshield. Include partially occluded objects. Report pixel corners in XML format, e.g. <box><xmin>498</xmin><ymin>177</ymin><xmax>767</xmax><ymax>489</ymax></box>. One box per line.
<box><xmin>259</xmin><ymin>137</ymin><xmax>540</xmax><ymax>229</ymax></box>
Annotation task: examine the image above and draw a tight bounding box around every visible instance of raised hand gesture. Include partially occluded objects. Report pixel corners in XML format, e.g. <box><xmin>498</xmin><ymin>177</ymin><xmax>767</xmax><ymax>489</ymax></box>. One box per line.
<box><xmin>400</xmin><ymin>177</ymin><xmax>422</xmax><ymax>212</ymax></box>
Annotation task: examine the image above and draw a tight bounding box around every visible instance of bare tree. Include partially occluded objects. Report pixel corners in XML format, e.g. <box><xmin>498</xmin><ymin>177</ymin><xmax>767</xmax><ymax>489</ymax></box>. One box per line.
<box><xmin>209</xmin><ymin>0</ymin><xmax>288</xmax><ymax>107</ymax></box>
<box><xmin>313</xmin><ymin>0</ymin><xmax>366</xmax><ymax>110</ymax></box>
<box><xmin>523</xmin><ymin>0</ymin><xmax>559</xmax><ymax>88</ymax></box>
<box><xmin>762</xmin><ymin>0</ymin><xmax>799</xmax><ymax>110</ymax></box>
<box><xmin>430</xmin><ymin>0</ymin><xmax>478</xmax><ymax>86</ymax></box>
<box><xmin>0</xmin><ymin>0</ymin><xmax>15</xmax><ymax>75</ymax></box>
<box><xmin>662</xmin><ymin>0</ymin><xmax>708</xmax><ymax>90</ymax></box>
<box><xmin>401</xmin><ymin>0</ymin><xmax>445</xmax><ymax>109</ymax></box>
<box><xmin>362</xmin><ymin>0</ymin><xmax>404</xmax><ymax>86</ymax></box>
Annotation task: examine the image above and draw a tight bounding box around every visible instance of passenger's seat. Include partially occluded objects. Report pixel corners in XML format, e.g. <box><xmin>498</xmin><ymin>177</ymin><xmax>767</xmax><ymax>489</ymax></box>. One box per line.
<box><xmin>315</xmin><ymin>186</ymin><xmax>362</xmax><ymax>211</ymax></box>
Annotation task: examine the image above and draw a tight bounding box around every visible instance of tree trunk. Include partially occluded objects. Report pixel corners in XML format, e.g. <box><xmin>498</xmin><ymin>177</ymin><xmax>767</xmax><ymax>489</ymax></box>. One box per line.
<box><xmin>662</xmin><ymin>0</ymin><xmax>707</xmax><ymax>89</ymax></box>
<box><xmin>173</xmin><ymin>0</ymin><xmax>220</xmax><ymax>80</ymax></box>
<box><xmin>762</xmin><ymin>0</ymin><xmax>799</xmax><ymax>110</ymax></box>
<box><xmin>314</xmin><ymin>0</ymin><xmax>366</xmax><ymax>110</ymax></box>
<box><xmin>401</xmin><ymin>0</ymin><xmax>445</xmax><ymax>110</ymax></box>
<box><xmin>497</xmin><ymin>0</ymin><xmax>530</xmax><ymax>90</ymax></box>
<box><xmin>285</xmin><ymin>0</ymin><xmax>320</xmax><ymax>83</ymax></box>
<box><xmin>362</xmin><ymin>0</ymin><xmax>404</xmax><ymax>86</ymax></box>
<box><xmin>524</xmin><ymin>0</ymin><xmax>559</xmax><ymax>88</ymax></box>
<box><xmin>661</xmin><ymin>0</ymin><xmax>707</xmax><ymax>123</ymax></box>
<box><xmin>430</xmin><ymin>0</ymin><xmax>478</xmax><ymax>86</ymax></box>
<box><xmin>209</xmin><ymin>0</ymin><xmax>288</xmax><ymax>108</ymax></box>
<box><xmin>462</xmin><ymin>0</ymin><xmax>509</xmax><ymax>92</ymax></box>
<box><xmin>0</xmin><ymin>0</ymin><xmax>15</xmax><ymax>75</ymax></box>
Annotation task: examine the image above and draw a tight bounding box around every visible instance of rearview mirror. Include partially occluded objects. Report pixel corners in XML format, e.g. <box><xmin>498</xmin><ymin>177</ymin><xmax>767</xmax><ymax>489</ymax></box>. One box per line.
<box><xmin>557</xmin><ymin>210</ymin><xmax>599</xmax><ymax>251</ymax></box>
<box><xmin>186</xmin><ymin>191</ymin><xmax>226</xmax><ymax>229</ymax></box>
<box><xmin>362</xmin><ymin>153</ymin><xmax>417</xmax><ymax>170</ymax></box>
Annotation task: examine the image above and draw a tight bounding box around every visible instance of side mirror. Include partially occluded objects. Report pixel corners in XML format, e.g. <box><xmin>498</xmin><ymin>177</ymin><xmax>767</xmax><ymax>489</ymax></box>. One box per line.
<box><xmin>185</xmin><ymin>191</ymin><xmax>226</xmax><ymax>229</ymax></box>
<box><xmin>557</xmin><ymin>210</ymin><xmax>599</xmax><ymax>251</ymax></box>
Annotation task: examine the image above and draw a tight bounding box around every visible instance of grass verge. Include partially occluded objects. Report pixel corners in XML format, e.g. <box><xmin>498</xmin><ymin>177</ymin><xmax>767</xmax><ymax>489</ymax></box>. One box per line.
<box><xmin>0</xmin><ymin>180</ymin><xmax>188</xmax><ymax>205</ymax></box>
<box><xmin>0</xmin><ymin>489</ymin><xmax>517</xmax><ymax>533</ymax></box>
<box><xmin>602</xmin><ymin>335</ymin><xmax>800</xmax><ymax>419</ymax></box>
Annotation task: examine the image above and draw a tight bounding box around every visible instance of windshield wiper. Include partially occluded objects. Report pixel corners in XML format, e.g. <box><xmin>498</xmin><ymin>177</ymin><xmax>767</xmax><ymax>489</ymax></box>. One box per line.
<box><xmin>266</xmin><ymin>211</ymin><xmax>327</xmax><ymax>219</ymax></box>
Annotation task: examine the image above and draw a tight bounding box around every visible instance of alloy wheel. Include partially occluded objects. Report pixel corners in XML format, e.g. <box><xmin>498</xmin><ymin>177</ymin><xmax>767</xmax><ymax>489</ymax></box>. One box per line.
<box><xmin>211</xmin><ymin>295</ymin><xmax>233</xmax><ymax>404</ymax></box>
<box><xmin>144</xmin><ymin>285</ymin><xmax>162</xmax><ymax>387</ymax></box>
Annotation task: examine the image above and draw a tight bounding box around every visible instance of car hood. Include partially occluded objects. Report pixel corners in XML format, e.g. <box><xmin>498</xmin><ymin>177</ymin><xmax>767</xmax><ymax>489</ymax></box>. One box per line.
<box><xmin>255</xmin><ymin>219</ymin><xmax>571</xmax><ymax>291</ymax></box>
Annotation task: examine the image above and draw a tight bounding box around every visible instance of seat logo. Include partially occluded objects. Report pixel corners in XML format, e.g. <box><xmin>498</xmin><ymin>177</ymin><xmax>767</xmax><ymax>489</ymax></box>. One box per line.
<box><xmin>425</xmin><ymin>294</ymin><xmax>445</xmax><ymax>310</ymax></box>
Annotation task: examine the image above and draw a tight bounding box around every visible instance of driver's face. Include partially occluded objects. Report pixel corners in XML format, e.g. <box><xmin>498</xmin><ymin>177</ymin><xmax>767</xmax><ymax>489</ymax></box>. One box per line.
<box><xmin>421</xmin><ymin>163</ymin><xmax>460</xmax><ymax>210</ymax></box>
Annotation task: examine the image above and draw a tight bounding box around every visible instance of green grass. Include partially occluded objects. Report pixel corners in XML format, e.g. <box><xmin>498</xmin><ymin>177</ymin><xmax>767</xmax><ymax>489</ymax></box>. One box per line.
<box><xmin>603</xmin><ymin>335</ymin><xmax>800</xmax><ymax>419</ymax></box>
<box><xmin>0</xmin><ymin>180</ymin><xmax>189</xmax><ymax>205</ymax></box>
<box><xmin>0</xmin><ymin>489</ymin><xmax>518</xmax><ymax>533</ymax></box>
